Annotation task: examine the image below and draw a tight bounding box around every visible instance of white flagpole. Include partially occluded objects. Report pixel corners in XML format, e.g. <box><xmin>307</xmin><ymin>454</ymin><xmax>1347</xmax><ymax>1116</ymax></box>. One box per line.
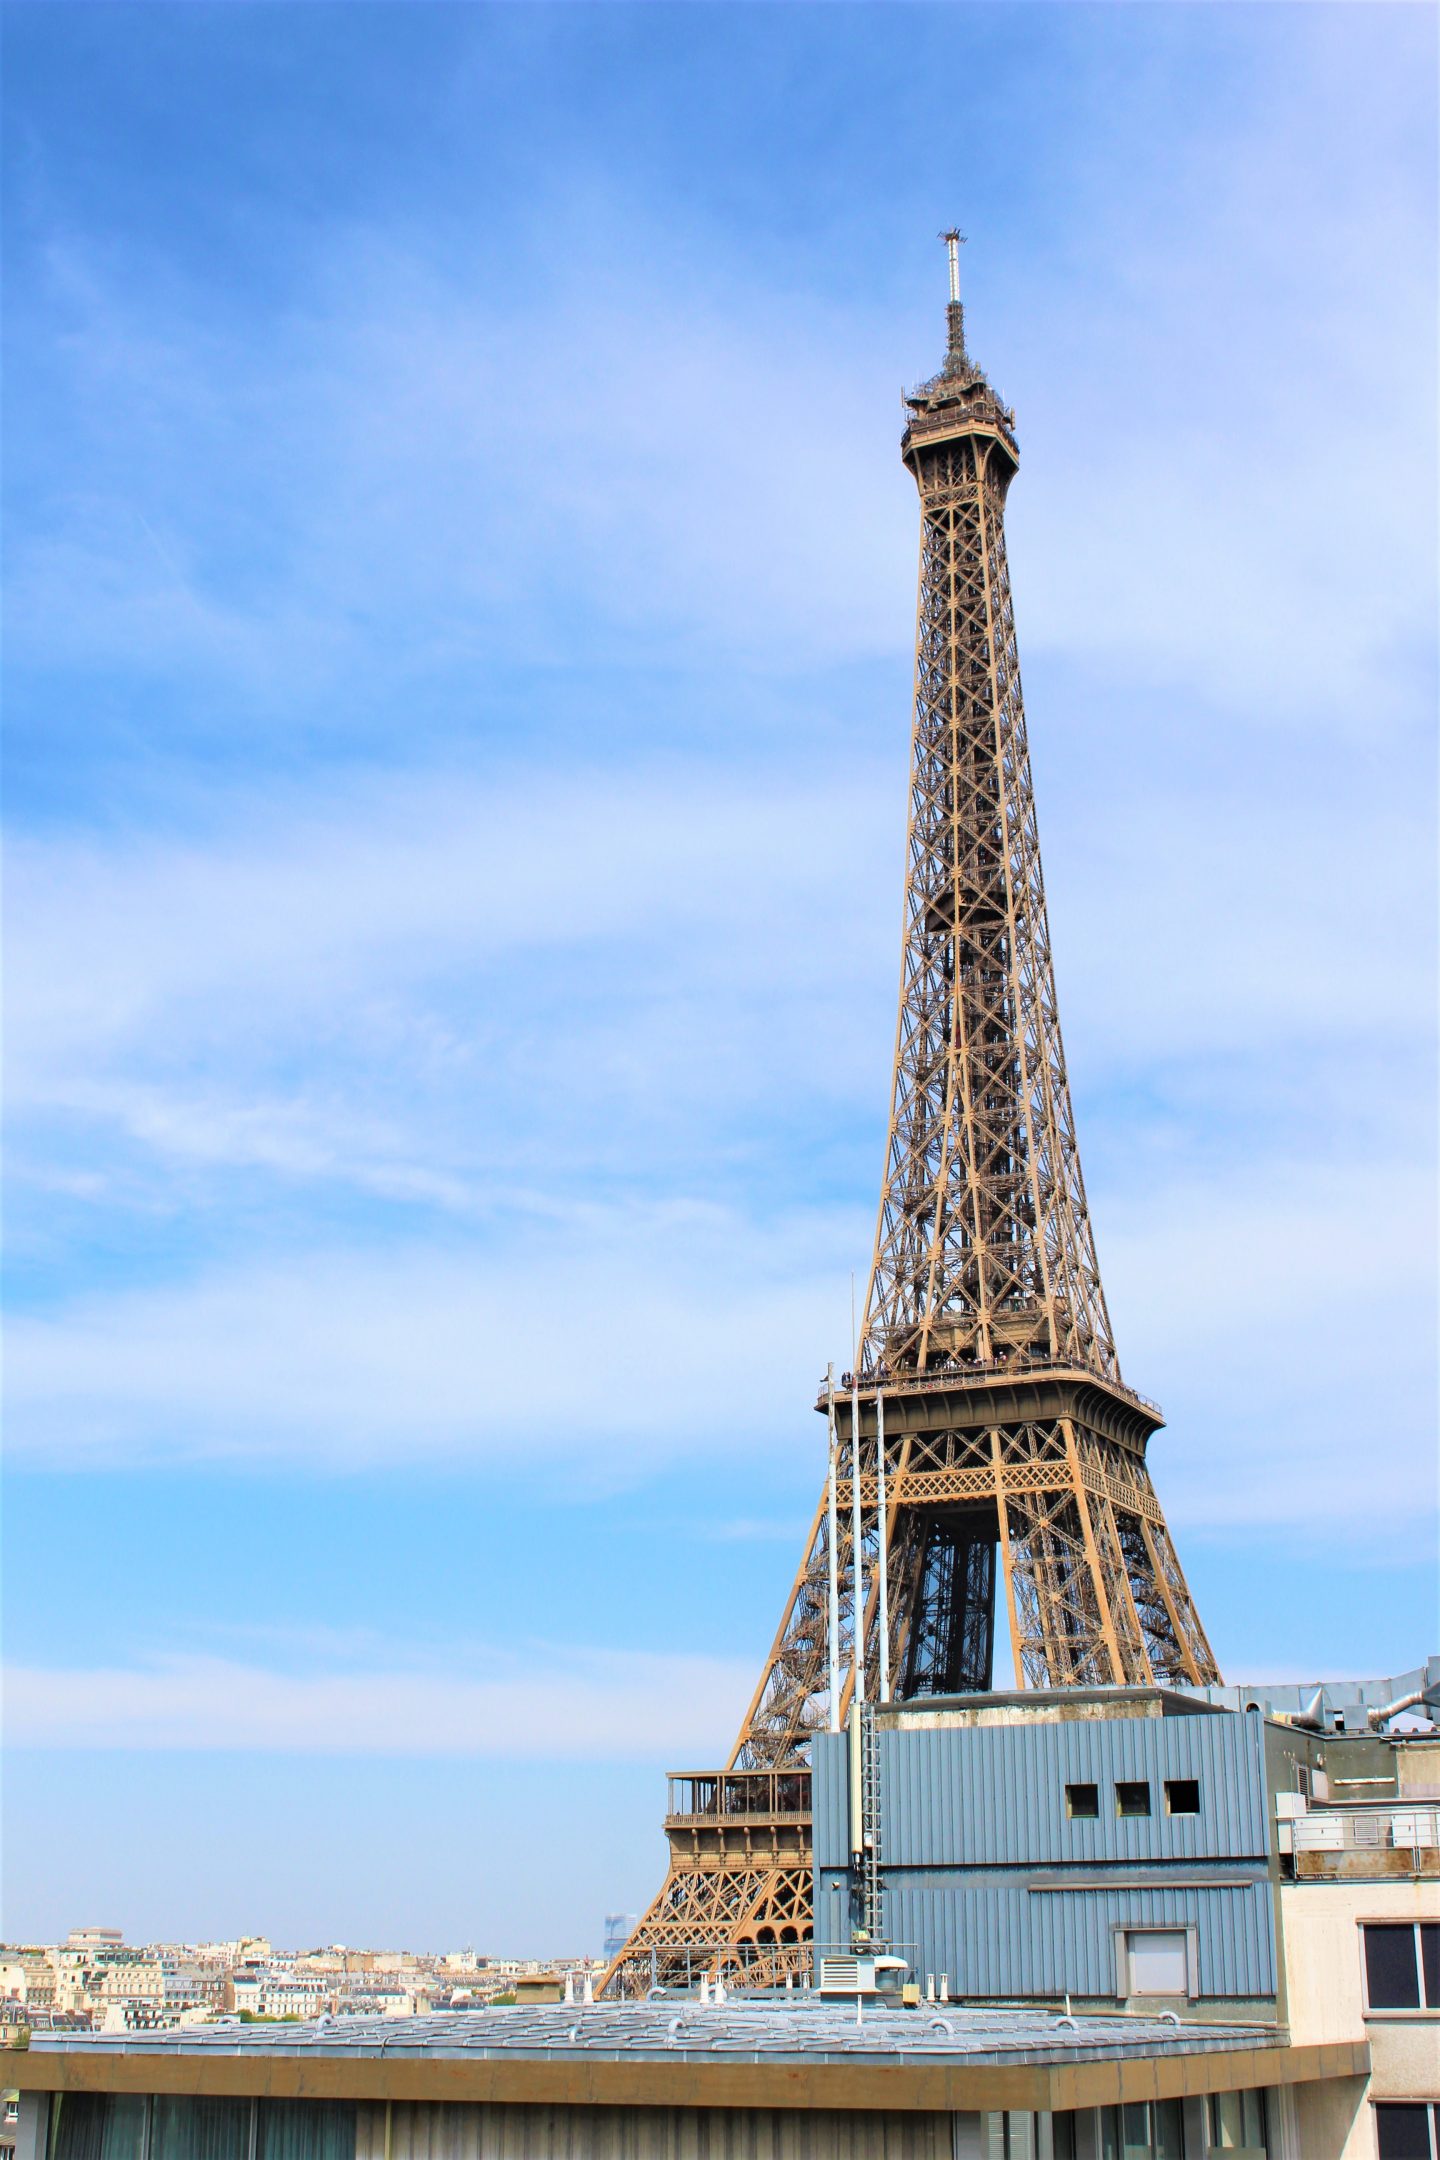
<box><xmin>877</xmin><ymin>1388</ymin><xmax>890</xmax><ymax>1702</ymax></box>
<box><xmin>826</xmin><ymin>1364</ymin><xmax>841</xmax><ymax>1732</ymax></box>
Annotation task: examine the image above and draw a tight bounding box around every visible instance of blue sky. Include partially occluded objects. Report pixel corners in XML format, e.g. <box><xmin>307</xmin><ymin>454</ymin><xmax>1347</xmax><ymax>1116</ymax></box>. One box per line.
<box><xmin>4</xmin><ymin>2</ymin><xmax>1436</xmax><ymax>1957</ymax></box>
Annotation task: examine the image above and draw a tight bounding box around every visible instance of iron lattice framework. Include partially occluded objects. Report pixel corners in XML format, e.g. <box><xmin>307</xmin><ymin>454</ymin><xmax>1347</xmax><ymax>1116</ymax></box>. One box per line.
<box><xmin>606</xmin><ymin>249</ymin><xmax>1219</xmax><ymax>1998</ymax></box>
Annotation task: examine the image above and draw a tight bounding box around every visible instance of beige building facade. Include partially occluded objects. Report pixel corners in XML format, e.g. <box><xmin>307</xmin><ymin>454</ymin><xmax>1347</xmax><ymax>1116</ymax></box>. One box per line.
<box><xmin>1280</xmin><ymin>1856</ymin><xmax>1438</xmax><ymax>2156</ymax></box>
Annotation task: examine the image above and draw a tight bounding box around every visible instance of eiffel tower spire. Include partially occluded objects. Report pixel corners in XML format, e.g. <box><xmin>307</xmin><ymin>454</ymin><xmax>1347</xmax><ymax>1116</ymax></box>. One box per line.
<box><xmin>862</xmin><ymin>249</ymin><xmax>1116</xmax><ymax>1389</ymax></box>
<box><xmin>604</xmin><ymin>241</ymin><xmax>1219</xmax><ymax>1997</ymax></box>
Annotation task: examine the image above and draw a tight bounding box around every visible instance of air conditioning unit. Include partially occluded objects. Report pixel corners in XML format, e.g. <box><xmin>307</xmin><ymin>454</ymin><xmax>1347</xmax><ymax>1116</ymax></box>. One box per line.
<box><xmin>818</xmin><ymin>1955</ymin><xmax>910</xmax><ymax>2001</ymax></box>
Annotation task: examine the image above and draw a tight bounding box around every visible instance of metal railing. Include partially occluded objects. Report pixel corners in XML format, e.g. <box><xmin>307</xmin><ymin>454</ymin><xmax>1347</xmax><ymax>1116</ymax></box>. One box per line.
<box><xmin>666</xmin><ymin>1770</ymin><xmax>812</xmax><ymax>1821</ymax></box>
<box><xmin>823</xmin><ymin>1354</ymin><xmax>1161</xmax><ymax>1421</ymax></box>
<box><xmin>608</xmin><ymin>1941</ymin><xmax>926</xmax><ymax>2001</ymax></box>
<box><xmin>1290</xmin><ymin>1806</ymin><xmax>1440</xmax><ymax>1853</ymax></box>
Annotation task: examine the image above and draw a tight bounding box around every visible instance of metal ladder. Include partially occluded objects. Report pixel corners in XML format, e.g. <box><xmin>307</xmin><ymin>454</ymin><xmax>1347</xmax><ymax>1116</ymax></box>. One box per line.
<box><xmin>859</xmin><ymin>1702</ymin><xmax>885</xmax><ymax>1944</ymax></box>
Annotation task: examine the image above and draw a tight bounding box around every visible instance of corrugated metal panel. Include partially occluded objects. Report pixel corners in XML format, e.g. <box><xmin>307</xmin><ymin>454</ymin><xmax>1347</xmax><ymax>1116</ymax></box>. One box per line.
<box><xmin>882</xmin><ymin>1880</ymin><xmax>1275</xmax><ymax>2000</ymax></box>
<box><xmin>810</xmin><ymin>1732</ymin><xmax>851</xmax><ymax>1871</ymax></box>
<box><xmin>879</xmin><ymin>1712</ymin><xmax>1267</xmax><ymax>1868</ymax></box>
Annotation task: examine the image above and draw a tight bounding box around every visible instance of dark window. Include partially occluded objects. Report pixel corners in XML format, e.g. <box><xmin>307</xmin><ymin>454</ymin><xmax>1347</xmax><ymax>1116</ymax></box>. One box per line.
<box><xmin>152</xmin><ymin>2097</ymin><xmax>251</xmax><ymax>2160</ymax></box>
<box><xmin>1116</xmin><ymin>1781</ymin><xmax>1151</xmax><ymax>1818</ymax></box>
<box><xmin>1208</xmin><ymin>2088</ymin><xmax>1270</xmax><ymax>2152</ymax></box>
<box><xmin>1374</xmin><ymin>2103</ymin><xmax>1438</xmax><ymax>2160</ymax></box>
<box><xmin>54</xmin><ymin>2096</ymin><xmax>148</xmax><ymax>2160</ymax></box>
<box><xmin>258</xmin><ymin>2102</ymin><xmax>356</xmax><ymax>2160</ymax></box>
<box><xmin>1098</xmin><ymin>2098</ymin><xmax>1185</xmax><ymax>2159</ymax></box>
<box><xmin>1365</xmin><ymin>1923</ymin><xmax>1422</xmax><ymax>2009</ymax></box>
<box><xmin>1422</xmin><ymin>1922</ymin><xmax>1440</xmax><ymax>2008</ymax></box>
<box><xmin>1066</xmin><ymin>1782</ymin><xmax>1099</xmax><ymax>1819</ymax></box>
<box><xmin>1164</xmin><ymin>1778</ymin><xmax>1200</xmax><ymax>1816</ymax></box>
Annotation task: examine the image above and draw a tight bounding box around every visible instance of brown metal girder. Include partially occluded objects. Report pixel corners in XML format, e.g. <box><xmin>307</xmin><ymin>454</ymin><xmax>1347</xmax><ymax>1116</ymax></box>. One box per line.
<box><xmin>825</xmin><ymin>1372</ymin><xmax>1161</xmax><ymax>1453</ymax></box>
<box><xmin>904</xmin><ymin>425</ymin><xmax>1017</xmax><ymax>475</ymax></box>
<box><xmin>724</xmin><ymin>1492</ymin><xmax>828</xmax><ymax>1773</ymax></box>
<box><xmin>835</xmin><ymin>1460</ymin><xmax>1130</xmax><ymax>1509</ymax></box>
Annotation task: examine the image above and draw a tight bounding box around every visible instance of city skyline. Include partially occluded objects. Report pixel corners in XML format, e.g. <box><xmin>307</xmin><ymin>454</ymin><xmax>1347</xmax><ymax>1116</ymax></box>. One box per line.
<box><xmin>5</xmin><ymin>2</ymin><xmax>1436</xmax><ymax>1950</ymax></box>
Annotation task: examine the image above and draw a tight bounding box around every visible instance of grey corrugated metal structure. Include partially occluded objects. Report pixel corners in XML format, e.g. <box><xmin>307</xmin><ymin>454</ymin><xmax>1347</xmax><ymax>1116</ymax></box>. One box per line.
<box><xmin>813</xmin><ymin>1698</ymin><xmax>1279</xmax><ymax>2007</ymax></box>
<box><xmin>873</xmin><ymin>1877</ymin><xmax>1275</xmax><ymax>2000</ymax></box>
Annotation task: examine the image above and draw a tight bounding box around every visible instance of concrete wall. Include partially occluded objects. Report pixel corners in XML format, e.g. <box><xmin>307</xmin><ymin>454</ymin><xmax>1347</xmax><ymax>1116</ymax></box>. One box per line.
<box><xmin>1281</xmin><ymin>1878</ymin><xmax>1439</xmax><ymax>2160</ymax></box>
<box><xmin>1284</xmin><ymin>2076</ymin><xmax>1372</xmax><ymax>2160</ymax></box>
<box><xmin>1282</xmin><ymin>1877</ymin><xmax>1440</xmax><ymax>2111</ymax></box>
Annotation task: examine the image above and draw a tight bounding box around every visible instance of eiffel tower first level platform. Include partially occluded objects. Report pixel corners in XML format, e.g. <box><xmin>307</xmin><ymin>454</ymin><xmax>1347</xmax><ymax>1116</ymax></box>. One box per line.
<box><xmin>603</xmin><ymin>237</ymin><xmax>1219</xmax><ymax>1999</ymax></box>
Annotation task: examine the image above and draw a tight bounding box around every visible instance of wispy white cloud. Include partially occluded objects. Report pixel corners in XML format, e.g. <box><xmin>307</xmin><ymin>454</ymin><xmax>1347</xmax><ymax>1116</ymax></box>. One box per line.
<box><xmin>7</xmin><ymin>231</ymin><xmax>912</xmax><ymax>696</ymax></box>
<box><xmin>4</xmin><ymin>1199</ymin><xmax>860</xmax><ymax>1475</ymax></box>
<box><xmin>7</xmin><ymin>1142</ymin><xmax>1433</xmax><ymax>1556</ymax></box>
<box><xmin>5</xmin><ymin>1644</ymin><xmax>754</xmax><ymax>1759</ymax></box>
<box><xmin>1107</xmin><ymin>1161</ymin><xmax>1437</xmax><ymax>1550</ymax></box>
<box><xmin>6</xmin><ymin>762</ymin><xmax>893</xmax><ymax>1114</ymax></box>
<box><xmin>9</xmin><ymin>28</ymin><xmax>1435</xmax><ymax>734</ymax></box>
<box><xmin>9</xmin><ymin>746</ymin><xmax>1430</xmax><ymax>1178</ymax></box>
<box><xmin>4</xmin><ymin>14</ymin><xmax>1432</xmax><ymax>1566</ymax></box>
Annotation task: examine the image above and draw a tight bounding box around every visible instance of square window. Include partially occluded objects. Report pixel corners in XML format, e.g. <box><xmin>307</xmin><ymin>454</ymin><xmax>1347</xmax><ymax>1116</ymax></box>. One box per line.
<box><xmin>1422</xmin><ymin>1922</ymin><xmax>1439</xmax><ymax>2009</ymax></box>
<box><xmin>1164</xmin><ymin>1778</ymin><xmax>1200</xmax><ymax>1816</ymax></box>
<box><xmin>1116</xmin><ymin>1781</ymin><xmax>1151</xmax><ymax>1818</ymax></box>
<box><xmin>1365</xmin><ymin>1924</ymin><xmax>1421</xmax><ymax>2010</ymax></box>
<box><xmin>1126</xmin><ymin>1929</ymin><xmax>1188</xmax><ymax>1996</ymax></box>
<box><xmin>1374</xmin><ymin>2102</ymin><xmax>1436</xmax><ymax>2160</ymax></box>
<box><xmin>1066</xmin><ymin>1782</ymin><xmax>1099</xmax><ymax>1820</ymax></box>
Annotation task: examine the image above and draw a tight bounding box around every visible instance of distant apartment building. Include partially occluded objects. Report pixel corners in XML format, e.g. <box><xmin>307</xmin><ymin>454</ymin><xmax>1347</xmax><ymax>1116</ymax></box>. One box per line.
<box><xmin>88</xmin><ymin>1962</ymin><xmax>165</xmax><ymax>2009</ymax></box>
<box><xmin>334</xmin><ymin>1990</ymin><xmax>424</xmax><ymax>2020</ymax></box>
<box><xmin>227</xmin><ymin>1973</ymin><xmax>328</xmax><ymax>2022</ymax></box>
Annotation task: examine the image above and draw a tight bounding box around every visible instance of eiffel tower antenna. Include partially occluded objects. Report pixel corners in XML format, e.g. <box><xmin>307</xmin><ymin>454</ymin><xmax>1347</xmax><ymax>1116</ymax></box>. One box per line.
<box><xmin>604</xmin><ymin>243</ymin><xmax>1219</xmax><ymax>1998</ymax></box>
<box><xmin>941</xmin><ymin>227</ymin><xmax>965</xmax><ymax>301</ymax></box>
<box><xmin>940</xmin><ymin>228</ymin><xmax>969</xmax><ymax>368</ymax></box>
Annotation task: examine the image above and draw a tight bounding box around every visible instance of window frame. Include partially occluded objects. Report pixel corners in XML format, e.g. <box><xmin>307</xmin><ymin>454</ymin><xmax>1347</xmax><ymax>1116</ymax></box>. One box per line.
<box><xmin>1373</xmin><ymin>2100</ymin><xmax>1440</xmax><ymax>2160</ymax></box>
<box><xmin>1115</xmin><ymin>1780</ymin><xmax>1152</xmax><ymax>1819</ymax></box>
<box><xmin>1362</xmin><ymin>1921</ymin><xmax>1440</xmax><ymax>2016</ymax></box>
<box><xmin>1206</xmin><ymin>2086</ymin><xmax>1270</xmax><ymax>2154</ymax></box>
<box><xmin>1065</xmin><ymin>1781</ymin><xmax>1100</xmax><ymax>1821</ymax></box>
<box><xmin>1163</xmin><ymin>1777</ymin><xmax>1201</xmax><ymax>1817</ymax></box>
<box><xmin>1112</xmin><ymin>1923</ymin><xmax>1198</xmax><ymax>2002</ymax></box>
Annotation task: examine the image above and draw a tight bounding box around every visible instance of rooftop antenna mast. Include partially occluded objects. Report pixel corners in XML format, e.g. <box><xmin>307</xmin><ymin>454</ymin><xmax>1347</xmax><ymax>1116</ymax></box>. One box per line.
<box><xmin>940</xmin><ymin>228</ymin><xmax>968</xmax><ymax>366</ymax></box>
<box><xmin>941</xmin><ymin>227</ymin><xmax>965</xmax><ymax>302</ymax></box>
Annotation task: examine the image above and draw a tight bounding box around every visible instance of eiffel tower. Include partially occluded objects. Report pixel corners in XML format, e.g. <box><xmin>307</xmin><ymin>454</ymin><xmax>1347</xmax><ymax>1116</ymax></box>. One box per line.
<box><xmin>604</xmin><ymin>236</ymin><xmax>1219</xmax><ymax>1998</ymax></box>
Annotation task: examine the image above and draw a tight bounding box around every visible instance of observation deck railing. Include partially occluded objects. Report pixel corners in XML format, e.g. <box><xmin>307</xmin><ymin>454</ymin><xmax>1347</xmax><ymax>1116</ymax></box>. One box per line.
<box><xmin>665</xmin><ymin>1769</ymin><xmax>812</xmax><ymax>1824</ymax></box>
<box><xmin>825</xmin><ymin>1353</ymin><xmax>1162</xmax><ymax>1423</ymax></box>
